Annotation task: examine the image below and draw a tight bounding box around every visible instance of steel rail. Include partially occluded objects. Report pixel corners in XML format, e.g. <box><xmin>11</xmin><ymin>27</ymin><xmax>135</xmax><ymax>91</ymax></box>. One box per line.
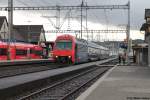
<box><xmin>60</xmin><ymin>67</ymin><xmax>110</xmax><ymax>100</ymax></box>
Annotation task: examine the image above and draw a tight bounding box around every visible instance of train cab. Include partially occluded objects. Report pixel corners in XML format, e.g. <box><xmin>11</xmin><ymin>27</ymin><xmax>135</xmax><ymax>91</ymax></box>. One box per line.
<box><xmin>53</xmin><ymin>34</ymin><xmax>75</xmax><ymax>63</ymax></box>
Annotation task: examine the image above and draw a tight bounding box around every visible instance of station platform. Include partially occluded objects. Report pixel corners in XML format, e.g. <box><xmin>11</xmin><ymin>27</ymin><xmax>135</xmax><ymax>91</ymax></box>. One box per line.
<box><xmin>76</xmin><ymin>65</ymin><xmax>150</xmax><ymax>100</ymax></box>
<box><xmin>0</xmin><ymin>59</ymin><xmax>53</xmax><ymax>66</ymax></box>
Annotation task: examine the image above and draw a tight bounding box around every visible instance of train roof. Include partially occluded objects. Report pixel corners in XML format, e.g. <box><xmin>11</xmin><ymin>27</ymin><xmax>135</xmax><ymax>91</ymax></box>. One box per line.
<box><xmin>76</xmin><ymin>38</ymin><xmax>88</xmax><ymax>45</ymax></box>
<box><xmin>75</xmin><ymin>39</ymin><xmax>109</xmax><ymax>50</ymax></box>
<box><xmin>56</xmin><ymin>34</ymin><xmax>75</xmax><ymax>41</ymax></box>
<box><xmin>87</xmin><ymin>41</ymin><xmax>109</xmax><ymax>50</ymax></box>
<box><xmin>55</xmin><ymin>34</ymin><xmax>109</xmax><ymax>50</ymax></box>
<box><xmin>0</xmin><ymin>41</ymin><xmax>7</xmax><ymax>47</ymax></box>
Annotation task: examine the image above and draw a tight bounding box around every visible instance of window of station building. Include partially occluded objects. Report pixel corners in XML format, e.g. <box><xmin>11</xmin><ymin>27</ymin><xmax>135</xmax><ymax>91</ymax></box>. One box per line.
<box><xmin>56</xmin><ymin>40</ymin><xmax>72</xmax><ymax>50</ymax></box>
<box><xmin>16</xmin><ymin>49</ymin><xmax>27</xmax><ymax>55</ymax></box>
<box><xmin>0</xmin><ymin>48</ymin><xmax>7</xmax><ymax>55</ymax></box>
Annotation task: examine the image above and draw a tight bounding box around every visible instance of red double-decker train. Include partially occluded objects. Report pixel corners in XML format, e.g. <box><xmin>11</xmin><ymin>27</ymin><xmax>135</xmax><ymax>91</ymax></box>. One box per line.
<box><xmin>0</xmin><ymin>41</ymin><xmax>43</xmax><ymax>60</ymax></box>
<box><xmin>53</xmin><ymin>34</ymin><xmax>110</xmax><ymax>64</ymax></box>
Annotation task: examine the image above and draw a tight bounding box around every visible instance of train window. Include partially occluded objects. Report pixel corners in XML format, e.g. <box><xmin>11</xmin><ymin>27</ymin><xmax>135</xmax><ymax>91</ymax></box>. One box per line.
<box><xmin>0</xmin><ymin>48</ymin><xmax>7</xmax><ymax>55</ymax></box>
<box><xmin>34</xmin><ymin>50</ymin><xmax>42</xmax><ymax>56</ymax></box>
<box><xmin>16</xmin><ymin>49</ymin><xmax>27</xmax><ymax>55</ymax></box>
<box><xmin>30</xmin><ymin>49</ymin><xmax>34</xmax><ymax>54</ymax></box>
<box><xmin>56</xmin><ymin>41</ymin><xmax>72</xmax><ymax>50</ymax></box>
<box><xmin>77</xmin><ymin>43</ymin><xmax>87</xmax><ymax>52</ymax></box>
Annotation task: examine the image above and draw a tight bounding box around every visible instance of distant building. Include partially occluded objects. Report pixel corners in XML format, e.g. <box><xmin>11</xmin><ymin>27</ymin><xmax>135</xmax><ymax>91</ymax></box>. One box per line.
<box><xmin>132</xmin><ymin>43</ymin><xmax>148</xmax><ymax>65</ymax></box>
<box><xmin>141</xmin><ymin>9</ymin><xmax>150</xmax><ymax>42</ymax></box>
<box><xmin>0</xmin><ymin>16</ymin><xmax>46</xmax><ymax>44</ymax></box>
<box><xmin>132</xmin><ymin>39</ymin><xmax>144</xmax><ymax>44</ymax></box>
<box><xmin>0</xmin><ymin>16</ymin><xmax>8</xmax><ymax>40</ymax></box>
<box><xmin>139</xmin><ymin>9</ymin><xmax>150</xmax><ymax>66</ymax></box>
<box><xmin>13</xmin><ymin>25</ymin><xmax>46</xmax><ymax>44</ymax></box>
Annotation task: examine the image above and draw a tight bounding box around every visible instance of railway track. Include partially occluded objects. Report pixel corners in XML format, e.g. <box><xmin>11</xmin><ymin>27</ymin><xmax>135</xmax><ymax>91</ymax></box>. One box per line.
<box><xmin>17</xmin><ymin>64</ymin><xmax>115</xmax><ymax>100</ymax></box>
<box><xmin>0</xmin><ymin>62</ymin><xmax>70</xmax><ymax>78</ymax></box>
<box><xmin>0</xmin><ymin>58</ymin><xmax>118</xmax><ymax>100</ymax></box>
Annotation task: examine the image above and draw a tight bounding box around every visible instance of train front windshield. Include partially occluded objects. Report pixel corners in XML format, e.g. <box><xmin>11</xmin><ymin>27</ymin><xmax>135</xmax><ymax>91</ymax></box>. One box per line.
<box><xmin>56</xmin><ymin>40</ymin><xmax>72</xmax><ymax>50</ymax></box>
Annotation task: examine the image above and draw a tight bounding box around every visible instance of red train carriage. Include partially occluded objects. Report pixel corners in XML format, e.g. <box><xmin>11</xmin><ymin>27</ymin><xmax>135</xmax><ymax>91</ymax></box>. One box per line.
<box><xmin>10</xmin><ymin>43</ymin><xmax>34</xmax><ymax>60</ymax></box>
<box><xmin>53</xmin><ymin>34</ymin><xmax>110</xmax><ymax>64</ymax></box>
<box><xmin>53</xmin><ymin>34</ymin><xmax>76</xmax><ymax>63</ymax></box>
<box><xmin>0</xmin><ymin>41</ymin><xmax>8</xmax><ymax>60</ymax></box>
<box><xmin>10</xmin><ymin>42</ymin><xmax>43</xmax><ymax>60</ymax></box>
<box><xmin>33</xmin><ymin>45</ymin><xmax>43</xmax><ymax>59</ymax></box>
<box><xmin>0</xmin><ymin>41</ymin><xmax>44</xmax><ymax>60</ymax></box>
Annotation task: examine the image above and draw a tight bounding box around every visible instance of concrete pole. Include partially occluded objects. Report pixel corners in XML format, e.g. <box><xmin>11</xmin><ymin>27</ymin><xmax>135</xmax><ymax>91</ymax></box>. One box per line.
<box><xmin>8</xmin><ymin>0</ymin><xmax>13</xmax><ymax>40</ymax></box>
<box><xmin>86</xmin><ymin>2</ymin><xmax>88</xmax><ymax>41</ymax></box>
<box><xmin>148</xmin><ymin>36</ymin><xmax>150</xmax><ymax>66</ymax></box>
<box><xmin>81</xmin><ymin>0</ymin><xmax>83</xmax><ymax>39</ymax></box>
<box><xmin>126</xmin><ymin>1</ymin><xmax>130</xmax><ymax>65</ymax></box>
<box><xmin>8</xmin><ymin>0</ymin><xmax>13</xmax><ymax>60</ymax></box>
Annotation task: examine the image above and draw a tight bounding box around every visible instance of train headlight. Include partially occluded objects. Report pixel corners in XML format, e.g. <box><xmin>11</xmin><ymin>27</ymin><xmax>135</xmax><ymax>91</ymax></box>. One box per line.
<box><xmin>68</xmin><ymin>56</ymin><xmax>71</xmax><ymax>58</ymax></box>
<box><xmin>56</xmin><ymin>56</ymin><xmax>58</xmax><ymax>58</ymax></box>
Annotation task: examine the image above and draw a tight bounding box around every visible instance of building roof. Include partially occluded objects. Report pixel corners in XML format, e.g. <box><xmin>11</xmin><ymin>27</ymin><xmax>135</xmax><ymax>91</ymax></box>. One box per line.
<box><xmin>0</xmin><ymin>16</ymin><xmax>7</xmax><ymax>29</ymax></box>
<box><xmin>132</xmin><ymin>43</ymin><xmax>148</xmax><ymax>49</ymax></box>
<box><xmin>145</xmin><ymin>9</ymin><xmax>150</xmax><ymax>19</ymax></box>
<box><xmin>13</xmin><ymin>25</ymin><xmax>46</xmax><ymax>43</ymax></box>
<box><xmin>140</xmin><ymin>23</ymin><xmax>150</xmax><ymax>31</ymax></box>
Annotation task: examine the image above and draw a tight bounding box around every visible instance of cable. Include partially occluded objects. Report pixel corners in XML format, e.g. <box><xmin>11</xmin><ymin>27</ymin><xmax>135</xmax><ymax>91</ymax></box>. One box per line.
<box><xmin>15</xmin><ymin>0</ymin><xmax>30</xmax><ymax>6</ymax></box>
<box><xmin>41</xmin><ymin>0</ymin><xmax>51</xmax><ymax>5</ymax></box>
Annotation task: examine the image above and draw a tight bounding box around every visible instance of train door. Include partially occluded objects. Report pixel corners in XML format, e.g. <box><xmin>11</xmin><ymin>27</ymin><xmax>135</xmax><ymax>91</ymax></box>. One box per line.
<box><xmin>48</xmin><ymin>45</ymin><xmax>53</xmax><ymax>58</ymax></box>
<box><xmin>27</xmin><ymin>48</ymin><xmax>30</xmax><ymax>59</ymax></box>
<box><xmin>75</xmin><ymin>44</ymin><xmax>78</xmax><ymax>63</ymax></box>
<box><xmin>9</xmin><ymin>43</ymin><xmax>16</xmax><ymax>60</ymax></box>
<box><xmin>0</xmin><ymin>48</ymin><xmax>7</xmax><ymax>60</ymax></box>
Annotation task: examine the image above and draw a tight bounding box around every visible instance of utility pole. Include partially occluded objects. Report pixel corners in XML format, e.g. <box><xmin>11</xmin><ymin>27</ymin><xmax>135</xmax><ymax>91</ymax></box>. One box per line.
<box><xmin>81</xmin><ymin>0</ymin><xmax>84</xmax><ymax>39</ymax></box>
<box><xmin>27</xmin><ymin>20</ymin><xmax>31</xmax><ymax>43</ymax></box>
<box><xmin>127</xmin><ymin>1</ymin><xmax>130</xmax><ymax>65</ymax></box>
<box><xmin>92</xmin><ymin>31</ymin><xmax>93</xmax><ymax>41</ymax></box>
<box><xmin>56</xmin><ymin>6</ymin><xmax>60</xmax><ymax>36</ymax></box>
<box><xmin>85</xmin><ymin>1</ymin><xmax>88</xmax><ymax>41</ymax></box>
<box><xmin>8</xmin><ymin>0</ymin><xmax>13</xmax><ymax>60</ymax></box>
<box><xmin>67</xmin><ymin>9</ymin><xmax>71</xmax><ymax>31</ymax></box>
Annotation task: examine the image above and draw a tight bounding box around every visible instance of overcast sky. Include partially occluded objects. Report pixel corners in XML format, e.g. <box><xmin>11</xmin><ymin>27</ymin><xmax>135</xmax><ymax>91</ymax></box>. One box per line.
<box><xmin>0</xmin><ymin>0</ymin><xmax>149</xmax><ymax>41</ymax></box>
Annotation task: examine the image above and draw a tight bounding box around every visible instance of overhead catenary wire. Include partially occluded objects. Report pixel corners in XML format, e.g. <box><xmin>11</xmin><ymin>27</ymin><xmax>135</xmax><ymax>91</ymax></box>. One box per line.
<box><xmin>15</xmin><ymin>0</ymin><xmax>30</xmax><ymax>7</ymax></box>
<box><xmin>104</xmin><ymin>9</ymin><xmax>109</xmax><ymax>41</ymax></box>
<box><xmin>2</xmin><ymin>0</ymin><xmax>129</xmax><ymax>41</ymax></box>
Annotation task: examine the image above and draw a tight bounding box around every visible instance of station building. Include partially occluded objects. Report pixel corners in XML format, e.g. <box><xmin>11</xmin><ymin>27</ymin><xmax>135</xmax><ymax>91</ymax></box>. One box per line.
<box><xmin>138</xmin><ymin>9</ymin><xmax>150</xmax><ymax>66</ymax></box>
<box><xmin>0</xmin><ymin>16</ymin><xmax>46</xmax><ymax>44</ymax></box>
<box><xmin>13</xmin><ymin>25</ymin><xmax>46</xmax><ymax>44</ymax></box>
<box><xmin>0</xmin><ymin>16</ymin><xmax>8</xmax><ymax>40</ymax></box>
<box><xmin>132</xmin><ymin>43</ymin><xmax>148</xmax><ymax>65</ymax></box>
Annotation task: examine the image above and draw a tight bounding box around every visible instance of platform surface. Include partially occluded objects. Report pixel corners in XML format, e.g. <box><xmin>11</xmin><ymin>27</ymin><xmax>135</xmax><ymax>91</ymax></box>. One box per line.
<box><xmin>0</xmin><ymin>59</ymin><xmax>53</xmax><ymax>66</ymax></box>
<box><xmin>76</xmin><ymin>65</ymin><xmax>150</xmax><ymax>100</ymax></box>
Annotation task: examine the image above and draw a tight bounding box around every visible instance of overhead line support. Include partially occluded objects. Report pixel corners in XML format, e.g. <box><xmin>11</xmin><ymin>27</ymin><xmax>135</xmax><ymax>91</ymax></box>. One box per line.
<box><xmin>0</xmin><ymin>5</ymin><xmax>129</xmax><ymax>11</ymax></box>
